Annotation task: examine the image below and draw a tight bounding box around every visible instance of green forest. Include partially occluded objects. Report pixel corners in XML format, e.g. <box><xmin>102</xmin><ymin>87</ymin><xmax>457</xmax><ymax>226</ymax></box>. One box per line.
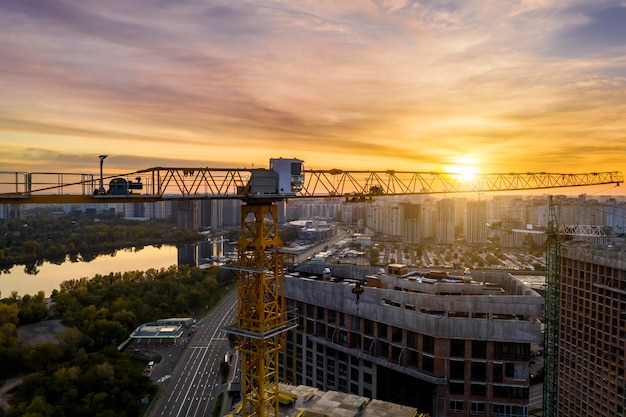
<box><xmin>0</xmin><ymin>264</ymin><xmax>235</xmax><ymax>417</ymax></box>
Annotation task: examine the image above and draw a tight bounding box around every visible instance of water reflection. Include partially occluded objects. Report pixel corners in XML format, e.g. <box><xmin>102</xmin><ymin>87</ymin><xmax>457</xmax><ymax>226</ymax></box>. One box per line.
<box><xmin>0</xmin><ymin>236</ymin><xmax>234</xmax><ymax>297</ymax></box>
<box><xmin>180</xmin><ymin>236</ymin><xmax>238</xmax><ymax>267</ymax></box>
<box><xmin>23</xmin><ymin>263</ymin><xmax>41</xmax><ymax>276</ymax></box>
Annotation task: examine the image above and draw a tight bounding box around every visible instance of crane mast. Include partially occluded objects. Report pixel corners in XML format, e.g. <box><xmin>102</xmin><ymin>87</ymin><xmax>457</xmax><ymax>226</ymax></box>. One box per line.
<box><xmin>222</xmin><ymin>158</ymin><xmax>303</xmax><ymax>417</ymax></box>
<box><xmin>224</xmin><ymin>201</ymin><xmax>294</xmax><ymax>417</ymax></box>
<box><xmin>543</xmin><ymin>196</ymin><xmax>560</xmax><ymax>417</ymax></box>
<box><xmin>0</xmin><ymin>159</ymin><xmax>623</xmax><ymax>417</ymax></box>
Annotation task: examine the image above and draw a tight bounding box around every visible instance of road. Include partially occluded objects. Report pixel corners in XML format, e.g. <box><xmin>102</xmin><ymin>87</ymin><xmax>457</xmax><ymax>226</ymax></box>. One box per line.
<box><xmin>295</xmin><ymin>227</ymin><xmax>351</xmax><ymax>263</ymax></box>
<box><xmin>529</xmin><ymin>383</ymin><xmax>543</xmax><ymax>416</ymax></box>
<box><xmin>148</xmin><ymin>289</ymin><xmax>238</xmax><ymax>417</ymax></box>
<box><xmin>0</xmin><ymin>377</ymin><xmax>23</xmax><ymax>412</ymax></box>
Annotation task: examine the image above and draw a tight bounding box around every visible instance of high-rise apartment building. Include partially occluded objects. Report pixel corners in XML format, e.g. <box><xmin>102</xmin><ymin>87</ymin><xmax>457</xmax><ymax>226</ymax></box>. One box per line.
<box><xmin>144</xmin><ymin>200</ymin><xmax>172</xmax><ymax>220</ymax></box>
<box><xmin>199</xmin><ymin>199</ymin><xmax>223</xmax><ymax>231</ymax></box>
<box><xmin>400</xmin><ymin>203</ymin><xmax>422</xmax><ymax>244</ymax></box>
<box><xmin>436</xmin><ymin>199</ymin><xmax>456</xmax><ymax>244</ymax></box>
<box><xmin>558</xmin><ymin>243</ymin><xmax>626</xmax><ymax>416</ymax></box>
<box><xmin>222</xmin><ymin>199</ymin><xmax>241</xmax><ymax>227</ymax></box>
<box><xmin>0</xmin><ymin>203</ymin><xmax>21</xmax><ymax>219</ymax></box>
<box><xmin>366</xmin><ymin>202</ymin><xmax>402</xmax><ymax>239</ymax></box>
<box><xmin>465</xmin><ymin>201</ymin><xmax>487</xmax><ymax>244</ymax></box>
<box><xmin>172</xmin><ymin>200</ymin><xmax>198</xmax><ymax>230</ymax></box>
<box><xmin>281</xmin><ymin>265</ymin><xmax>541</xmax><ymax>417</ymax></box>
<box><xmin>421</xmin><ymin>200</ymin><xmax>436</xmax><ymax>241</ymax></box>
<box><xmin>129</xmin><ymin>202</ymin><xmax>146</xmax><ymax>218</ymax></box>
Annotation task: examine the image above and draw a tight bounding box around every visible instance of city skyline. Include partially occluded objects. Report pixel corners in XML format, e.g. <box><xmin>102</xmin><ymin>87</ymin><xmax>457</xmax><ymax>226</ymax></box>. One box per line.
<box><xmin>1</xmin><ymin>1</ymin><xmax>626</xmax><ymax>194</ymax></box>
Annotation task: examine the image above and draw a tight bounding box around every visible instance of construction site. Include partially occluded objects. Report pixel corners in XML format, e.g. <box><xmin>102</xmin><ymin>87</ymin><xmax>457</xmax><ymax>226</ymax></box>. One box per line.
<box><xmin>0</xmin><ymin>157</ymin><xmax>624</xmax><ymax>417</ymax></box>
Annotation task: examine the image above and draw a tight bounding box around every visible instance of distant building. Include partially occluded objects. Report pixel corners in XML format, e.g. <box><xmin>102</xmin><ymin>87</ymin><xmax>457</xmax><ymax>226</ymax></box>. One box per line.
<box><xmin>281</xmin><ymin>265</ymin><xmax>541</xmax><ymax>417</ymax></box>
<box><xmin>0</xmin><ymin>203</ymin><xmax>22</xmax><ymax>219</ymax></box>
<box><xmin>436</xmin><ymin>199</ymin><xmax>456</xmax><ymax>244</ymax></box>
<box><xmin>298</xmin><ymin>226</ymin><xmax>333</xmax><ymax>242</ymax></box>
<box><xmin>172</xmin><ymin>200</ymin><xmax>198</xmax><ymax>230</ymax></box>
<box><xmin>199</xmin><ymin>199</ymin><xmax>223</xmax><ymax>231</ymax></box>
<box><xmin>147</xmin><ymin>200</ymin><xmax>172</xmax><ymax>220</ymax></box>
<box><xmin>128</xmin><ymin>201</ymin><xmax>146</xmax><ymax>218</ymax></box>
<box><xmin>400</xmin><ymin>203</ymin><xmax>422</xmax><ymax>244</ymax></box>
<box><xmin>465</xmin><ymin>201</ymin><xmax>487</xmax><ymax>244</ymax></box>
<box><xmin>222</xmin><ymin>199</ymin><xmax>242</xmax><ymax>227</ymax></box>
<box><xmin>558</xmin><ymin>243</ymin><xmax>626</xmax><ymax>417</ymax></box>
<box><xmin>354</xmin><ymin>234</ymin><xmax>372</xmax><ymax>247</ymax></box>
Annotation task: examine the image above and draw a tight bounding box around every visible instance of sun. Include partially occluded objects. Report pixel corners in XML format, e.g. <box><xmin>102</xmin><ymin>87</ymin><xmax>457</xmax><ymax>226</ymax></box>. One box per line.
<box><xmin>445</xmin><ymin>164</ymin><xmax>480</xmax><ymax>183</ymax></box>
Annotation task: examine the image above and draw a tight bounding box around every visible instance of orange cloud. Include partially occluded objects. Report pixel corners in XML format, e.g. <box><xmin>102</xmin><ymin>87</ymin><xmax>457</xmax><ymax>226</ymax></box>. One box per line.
<box><xmin>0</xmin><ymin>0</ymin><xmax>624</xmax><ymax>193</ymax></box>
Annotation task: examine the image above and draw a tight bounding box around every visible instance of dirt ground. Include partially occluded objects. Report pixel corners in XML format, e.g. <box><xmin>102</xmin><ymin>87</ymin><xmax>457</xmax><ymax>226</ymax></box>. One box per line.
<box><xmin>17</xmin><ymin>319</ymin><xmax>69</xmax><ymax>346</ymax></box>
<box><xmin>0</xmin><ymin>320</ymin><xmax>70</xmax><ymax>411</ymax></box>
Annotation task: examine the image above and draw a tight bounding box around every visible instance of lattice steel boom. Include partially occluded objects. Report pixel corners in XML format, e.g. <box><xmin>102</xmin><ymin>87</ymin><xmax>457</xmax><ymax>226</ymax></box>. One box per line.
<box><xmin>0</xmin><ymin>168</ymin><xmax>622</xmax><ymax>204</ymax></box>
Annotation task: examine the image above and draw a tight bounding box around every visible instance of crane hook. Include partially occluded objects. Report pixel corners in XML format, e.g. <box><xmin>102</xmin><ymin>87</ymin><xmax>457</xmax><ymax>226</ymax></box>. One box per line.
<box><xmin>352</xmin><ymin>281</ymin><xmax>365</xmax><ymax>305</ymax></box>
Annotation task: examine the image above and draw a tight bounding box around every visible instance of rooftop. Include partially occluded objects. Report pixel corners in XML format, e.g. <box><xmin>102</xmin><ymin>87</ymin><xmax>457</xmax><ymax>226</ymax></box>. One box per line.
<box><xmin>274</xmin><ymin>385</ymin><xmax>421</xmax><ymax>417</ymax></box>
<box><xmin>129</xmin><ymin>322</ymin><xmax>184</xmax><ymax>339</ymax></box>
<box><xmin>285</xmin><ymin>264</ymin><xmax>542</xmax><ymax>343</ymax></box>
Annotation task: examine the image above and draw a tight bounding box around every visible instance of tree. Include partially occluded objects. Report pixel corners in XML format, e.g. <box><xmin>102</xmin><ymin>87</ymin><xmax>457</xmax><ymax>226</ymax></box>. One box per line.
<box><xmin>26</xmin><ymin>343</ymin><xmax>63</xmax><ymax>373</ymax></box>
<box><xmin>174</xmin><ymin>293</ymin><xmax>188</xmax><ymax>311</ymax></box>
<box><xmin>56</xmin><ymin>327</ymin><xmax>84</xmax><ymax>357</ymax></box>
<box><xmin>111</xmin><ymin>309</ymin><xmax>138</xmax><ymax>332</ymax></box>
<box><xmin>368</xmin><ymin>247</ymin><xmax>380</xmax><ymax>266</ymax></box>
<box><xmin>0</xmin><ymin>302</ymin><xmax>19</xmax><ymax>326</ymax></box>
<box><xmin>216</xmin><ymin>268</ymin><xmax>235</xmax><ymax>286</ymax></box>
<box><xmin>23</xmin><ymin>239</ymin><xmax>40</xmax><ymax>256</ymax></box>
<box><xmin>18</xmin><ymin>291</ymin><xmax>48</xmax><ymax>324</ymax></box>
<box><xmin>24</xmin><ymin>395</ymin><xmax>54</xmax><ymax>417</ymax></box>
<box><xmin>88</xmin><ymin>319</ymin><xmax>127</xmax><ymax>349</ymax></box>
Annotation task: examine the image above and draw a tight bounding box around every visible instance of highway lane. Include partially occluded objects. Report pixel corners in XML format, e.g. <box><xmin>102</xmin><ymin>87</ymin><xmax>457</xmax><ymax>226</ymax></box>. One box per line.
<box><xmin>149</xmin><ymin>289</ymin><xmax>238</xmax><ymax>417</ymax></box>
<box><xmin>295</xmin><ymin>227</ymin><xmax>351</xmax><ymax>263</ymax></box>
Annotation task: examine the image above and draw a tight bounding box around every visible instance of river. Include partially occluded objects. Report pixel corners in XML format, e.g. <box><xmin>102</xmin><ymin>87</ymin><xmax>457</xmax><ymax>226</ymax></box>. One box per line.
<box><xmin>0</xmin><ymin>238</ymin><xmax>232</xmax><ymax>298</ymax></box>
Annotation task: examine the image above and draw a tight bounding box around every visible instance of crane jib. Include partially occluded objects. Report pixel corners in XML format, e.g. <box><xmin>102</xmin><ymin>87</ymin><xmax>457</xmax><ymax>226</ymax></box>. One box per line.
<box><xmin>0</xmin><ymin>163</ymin><xmax>622</xmax><ymax>204</ymax></box>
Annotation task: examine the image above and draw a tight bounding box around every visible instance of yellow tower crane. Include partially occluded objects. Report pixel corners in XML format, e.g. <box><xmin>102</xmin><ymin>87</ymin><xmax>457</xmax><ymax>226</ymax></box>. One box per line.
<box><xmin>0</xmin><ymin>158</ymin><xmax>623</xmax><ymax>417</ymax></box>
<box><xmin>222</xmin><ymin>158</ymin><xmax>305</xmax><ymax>417</ymax></box>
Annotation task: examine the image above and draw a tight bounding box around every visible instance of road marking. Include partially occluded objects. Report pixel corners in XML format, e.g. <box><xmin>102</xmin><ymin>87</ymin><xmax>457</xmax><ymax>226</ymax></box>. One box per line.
<box><xmin>174</xmin><ymin>299</ymin><xmax>237</xmax><ymax>417</ymax></box>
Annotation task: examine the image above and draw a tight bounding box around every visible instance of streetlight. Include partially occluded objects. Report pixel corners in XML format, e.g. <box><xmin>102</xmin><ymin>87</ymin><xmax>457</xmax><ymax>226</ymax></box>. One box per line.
<box><xmin>98</xmin><ymin>155</ymin><xmax>108</xmax><ymax>194</ymax></box>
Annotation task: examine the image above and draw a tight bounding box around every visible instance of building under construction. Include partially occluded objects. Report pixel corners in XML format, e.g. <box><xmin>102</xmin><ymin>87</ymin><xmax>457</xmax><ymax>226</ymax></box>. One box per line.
<box><xmin>280</xmin><ymin>265</ymin><xmax>542</xmax><ymax>417</ymax></box>
<box><xmin>557</xmin><ymin>242</ymin><xmax>626</xmax><ymax>417</ymax></box>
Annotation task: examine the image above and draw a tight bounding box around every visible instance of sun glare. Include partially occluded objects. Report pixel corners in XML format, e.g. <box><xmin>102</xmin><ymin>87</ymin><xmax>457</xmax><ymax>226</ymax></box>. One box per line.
<box><xmin>446</xmin><ymin>165</ymin><xmax>480</xmax><ymax>183</ymax></box>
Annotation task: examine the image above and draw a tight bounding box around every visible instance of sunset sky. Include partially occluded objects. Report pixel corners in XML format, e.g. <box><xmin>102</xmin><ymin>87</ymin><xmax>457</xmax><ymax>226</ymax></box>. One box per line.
<box><xmin>1</xmin><ymin>0</ymin><xmax>625</xmax><ymax>195</ymax></box>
